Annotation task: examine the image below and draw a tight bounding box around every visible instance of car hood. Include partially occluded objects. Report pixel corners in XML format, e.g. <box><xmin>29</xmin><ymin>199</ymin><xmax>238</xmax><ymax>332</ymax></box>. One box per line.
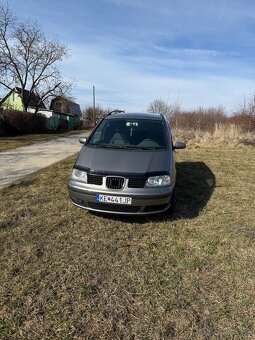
<box><xmin>75</xmin><ymin>146</ymin><xmax>172</xmax><ymax>175</ymax></box>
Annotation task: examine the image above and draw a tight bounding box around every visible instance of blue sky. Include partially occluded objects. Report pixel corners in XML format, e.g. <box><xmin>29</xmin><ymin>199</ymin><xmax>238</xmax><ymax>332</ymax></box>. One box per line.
<box><xmin>4</xmin><ymin>0</ymin><xmax>255</xmax><ymax>112</ymax></box>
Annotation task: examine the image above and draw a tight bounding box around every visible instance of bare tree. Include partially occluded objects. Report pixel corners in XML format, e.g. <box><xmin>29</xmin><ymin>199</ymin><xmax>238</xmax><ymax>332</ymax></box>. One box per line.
<box><xmin>0</xmin><ymin>3</ymin><xmax>71</xmax><ymax>112</ymax></box>
<box><xmin>147</xmin><ymin>98</ymin><xmax>181</xmax><ymax>118</ymax></box>
<box><xmin>236</xmin><ymin>93</ymin><xmax>255</xmax><ymax>117</ymax></box>
<box><xmin>82</xmin><ymin>104</ymin><xmax>108</xmax><ymax>122</ymax></box>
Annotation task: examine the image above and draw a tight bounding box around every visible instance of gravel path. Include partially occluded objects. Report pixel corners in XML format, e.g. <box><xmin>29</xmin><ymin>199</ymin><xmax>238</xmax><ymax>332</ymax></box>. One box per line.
<box><xmin>0</xmin><ymin>133</ymin><xmax>88</xmax><ymax>189</ymax></box>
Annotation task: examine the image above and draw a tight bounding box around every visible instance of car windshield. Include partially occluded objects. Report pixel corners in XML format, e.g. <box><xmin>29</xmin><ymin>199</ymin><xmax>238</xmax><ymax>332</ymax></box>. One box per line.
<box><xmin>88</xmin><ymin>118</ymin><xmax>168</xmax><ymax>149</ymax></box>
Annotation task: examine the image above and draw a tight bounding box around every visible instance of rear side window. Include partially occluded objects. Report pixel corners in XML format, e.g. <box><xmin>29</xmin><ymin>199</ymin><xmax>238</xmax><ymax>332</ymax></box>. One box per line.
<box><xmin>88</xmin><ymin>118</ymin><xmax>168</xmax><ymax>149</ymax></box>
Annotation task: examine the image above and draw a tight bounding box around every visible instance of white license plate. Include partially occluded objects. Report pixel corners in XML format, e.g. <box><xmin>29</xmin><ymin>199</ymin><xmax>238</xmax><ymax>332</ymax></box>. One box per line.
<box><xmin>96</xmin><ymin>194</ymin><xmax>132</xmax><ymax>205</ymax></box>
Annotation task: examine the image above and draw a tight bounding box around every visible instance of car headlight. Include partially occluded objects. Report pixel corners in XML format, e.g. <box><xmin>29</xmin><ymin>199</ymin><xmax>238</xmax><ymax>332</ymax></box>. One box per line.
<box><xmin>71</xmin><ymin>169</ymin><xmax>87</xmax><ymax>183</ymax></box>
<box><xmin>146</xmin><ymin>175</ymin><xmax>171</xmax><ymax>187</ymax></box>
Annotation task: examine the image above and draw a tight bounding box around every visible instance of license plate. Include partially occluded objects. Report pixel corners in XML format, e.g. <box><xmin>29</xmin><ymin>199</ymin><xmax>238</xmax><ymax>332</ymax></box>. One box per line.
<box><xmin>96</xmin><ymin>194</ymin><xmax>132</xmax><ymax>205</ymax></box>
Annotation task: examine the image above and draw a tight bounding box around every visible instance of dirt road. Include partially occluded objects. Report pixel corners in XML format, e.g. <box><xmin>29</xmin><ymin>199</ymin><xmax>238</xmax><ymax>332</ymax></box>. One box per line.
<box><xmin>0</xmin><ymin>133</ymin><xmax>88</xmax><ymax>189</ymax></box>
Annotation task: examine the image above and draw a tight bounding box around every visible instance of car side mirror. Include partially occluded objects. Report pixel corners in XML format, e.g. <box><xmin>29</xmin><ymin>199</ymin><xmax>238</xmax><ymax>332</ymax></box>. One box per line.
<box><xmin>79</xmin><ymin>137</ymin><xmax>87</xmax><ymax>144</ymax></box>
<box><xmin>173</xmin><ymin>141</ymin><xmax>186</xmax><ymax>149</ymax></box>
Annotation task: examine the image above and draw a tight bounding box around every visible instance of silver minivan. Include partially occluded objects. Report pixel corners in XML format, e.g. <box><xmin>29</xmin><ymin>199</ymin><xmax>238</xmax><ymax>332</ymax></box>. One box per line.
<box><xmin>67</xmin><ymin>111</ymin><xmax>186</xmax><ymax>215</ymax></box>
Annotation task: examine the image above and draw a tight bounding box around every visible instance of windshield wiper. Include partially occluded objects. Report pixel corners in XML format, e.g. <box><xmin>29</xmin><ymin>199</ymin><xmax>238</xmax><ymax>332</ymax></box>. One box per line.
<box><xmin>121</xmin><ymin>145</ymin><xmax>165</xmax><ymax>150</ymax></box>
<box><xmin>90</xmin><ymin>144</ymin><xmax>165</xmax><ymax>150</ymax></box>
<box><xmin>90</xmin><ymin>144</ymin><xmax>122</xmax><ymax>149</ymax></box>
<box><xmin>121</xmin><ymin>145</ymin><xmax>143</xmax><ymax>149</ymax></box>
<box><xmin>140</xmin><ymin>147</ymin><xmax>165</xmax><ymax>150</ymax></box>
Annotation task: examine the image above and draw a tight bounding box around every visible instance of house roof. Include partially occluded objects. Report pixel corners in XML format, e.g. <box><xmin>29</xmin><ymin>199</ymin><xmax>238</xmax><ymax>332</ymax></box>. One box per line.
<box><xmin>50</xmin><ymin>97</ymin><xmax>82</xmax><ymax>116</ymax></box>
<box><xmin>0</xmin><ymin>87</ymin><xmax>46</xmax><ymax>109</ymax></box>
<box><xmin>15</xmin><ymin>87</ymin><xmax>46</xmax><ymax>109</ymax></box>
<box><xmin>68</xmin><ymin>102</ymin><xmax>82</xmax><ymax>116</ymax></box>
<box><xmin>0</xmin><ymin>91</ymin><xmax>12</xmax><ymax>107</ymax></box>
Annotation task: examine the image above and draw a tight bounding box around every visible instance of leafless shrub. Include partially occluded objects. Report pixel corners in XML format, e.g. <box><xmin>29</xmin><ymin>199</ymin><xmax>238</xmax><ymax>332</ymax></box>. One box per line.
<box><xmin>82</xmin><ymin>105</ymin><xmax>108</xmax><ymax>122</ymax></box>
<box><xmin>235</xmin><ymin>94</ymin><xmax>255</xmax><ymax>117</ymax></box>
<box><xmin>229</xmin><ymin>114</ymin><xmax>255</xmax><ymax>132</ymax></box>
<box><xmin>2</xmin><ymin>109</ymin><xmax>47</xmax><ymax>134</ymax></box>
<box><xmin>169</xmin><ymin>105</ymin><xmax>255</xmax><ymax>146</ymax></box>
<box><xmin>147</xmin><ymin>98</ymin><xmax>181</xmax><ymax>118</ymax></box>
<box><xmin>231</xmin><ymin>94</ymin><xmax>255</xmax><ymax>132</ymax></box>
<box><xmin>171</xmin><ymin>106</ymin><xmax>227</xmax><ymax>132</ymax></box>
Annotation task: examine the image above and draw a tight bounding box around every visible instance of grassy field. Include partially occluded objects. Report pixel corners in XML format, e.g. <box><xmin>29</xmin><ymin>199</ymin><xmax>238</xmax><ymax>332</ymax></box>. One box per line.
<box><xmin>0</xmin><ymin>130</ymin><xmax>89</xmax><ymax>152</ymax></box>
<box><xmin>0</xmin><ymin>145</ymin><xmax>254</xmax><ymax>339</ymax></box>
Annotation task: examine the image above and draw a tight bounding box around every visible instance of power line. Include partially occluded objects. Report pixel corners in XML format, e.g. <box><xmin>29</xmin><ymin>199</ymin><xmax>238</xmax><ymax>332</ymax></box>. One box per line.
<box><xmin>62</xmin><ymin>73</ymin><xmax>94</xmax><ymax>88</ymax></box>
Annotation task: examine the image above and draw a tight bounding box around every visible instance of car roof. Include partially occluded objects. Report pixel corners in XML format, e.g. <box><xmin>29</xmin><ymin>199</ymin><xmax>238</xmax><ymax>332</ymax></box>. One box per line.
<box><xmin>104</xmin><ymin>112</ymin><xmax>164</xmax><ymax>120</ymax></box>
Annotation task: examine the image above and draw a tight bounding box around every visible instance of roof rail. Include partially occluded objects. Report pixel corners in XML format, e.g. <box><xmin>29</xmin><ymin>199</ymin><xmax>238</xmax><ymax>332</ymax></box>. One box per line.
<box><xmin>108</xmin><ymin>109</ymin><xmax>125</xmax><ymax>115</ymax></box>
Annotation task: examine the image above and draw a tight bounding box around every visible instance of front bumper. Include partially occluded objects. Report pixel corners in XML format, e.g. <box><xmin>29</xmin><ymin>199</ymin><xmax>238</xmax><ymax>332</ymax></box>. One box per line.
<box><xmin>67</xmin><ymin>180</ymin><xmax>174</xmax><ymax>215</ymax></box>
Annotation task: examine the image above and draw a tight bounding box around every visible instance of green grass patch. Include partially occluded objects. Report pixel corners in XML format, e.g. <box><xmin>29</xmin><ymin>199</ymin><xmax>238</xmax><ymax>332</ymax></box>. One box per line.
<box><xmin>0</xmin><ymin>130</ymin><xmax>89</xmax><ymax>152</ymax></box>
<box><xmin>0</xmin><ymin>145</ymin><xmax>254</xmax><ymax>338</ymax></box>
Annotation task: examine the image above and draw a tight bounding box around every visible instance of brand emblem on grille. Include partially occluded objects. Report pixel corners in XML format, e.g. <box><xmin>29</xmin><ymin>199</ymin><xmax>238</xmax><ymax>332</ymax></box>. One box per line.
<box><xmin>106</xmin><ymin>176</ymin><xmax>124</xmax><ymax>189</ymax></box>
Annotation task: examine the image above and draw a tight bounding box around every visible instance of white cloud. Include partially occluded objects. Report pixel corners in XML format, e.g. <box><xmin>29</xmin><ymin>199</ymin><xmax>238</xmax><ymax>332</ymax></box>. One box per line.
<box><xmin>6</xmin><ymin>0</ymin><xmax>255</xmax><ymax>114</ymax></box>
<box><xmin>62</xmin><ymin>43</ymin><xmax>255</xmax><ymax>112</ymax></box>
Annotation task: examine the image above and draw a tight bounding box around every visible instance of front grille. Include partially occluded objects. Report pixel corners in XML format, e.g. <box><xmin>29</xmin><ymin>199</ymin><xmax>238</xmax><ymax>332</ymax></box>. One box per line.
<box><xmin>87</xmin><ymin>173</ymin><xmax>146</xmax><ymax>188</ymax></box>
<box><xmin>106</xmin><ymin>177</ymin><xmax>124</xmax><ymax>189</ymax></box>
<box><xmin>87</xmin><ymin>174</ymin><xmax>103</xmax><ymax>185</ymax></box>
<box><xmin>128</xmin><ymin>178</ymin><xmax>145</xmax><ymax>188</ymax></box>
<box><xmin>88</xmin><ymin>202</ymin><xmax>140</xmax><ymax>213</ymax></box>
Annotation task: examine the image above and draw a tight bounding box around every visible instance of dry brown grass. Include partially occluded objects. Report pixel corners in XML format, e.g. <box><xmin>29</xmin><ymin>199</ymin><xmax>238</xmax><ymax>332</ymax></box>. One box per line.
<box><xmin>170</xmin><ymin>107</ymin><xmax>255</xmax><ymax>147</ymax></box>
<box><xmin>0</xmin><ymin>144</ymin><xmax>255</xmax><ymax>338</ymax></box>
<box><xmin>173</xmin><ymin>123</ymin><xmax>255</xmax><ymax>146</ymax></box>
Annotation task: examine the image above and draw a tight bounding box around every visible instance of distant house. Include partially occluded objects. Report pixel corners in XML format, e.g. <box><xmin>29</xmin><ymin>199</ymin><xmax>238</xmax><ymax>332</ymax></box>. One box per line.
<box><xmin>50</xmin><ymin>96</ymin><xmax>82</xmax><ymax>130</ymax></box>
<box><xmin>0</xmin><ymin>87</ymin><xmax>48</xmax><ymax>113</ymax></box>
<box><xmin>50</xmin><ymin>96</ymin><xmax>82</xmax><ymax>117</ymax></box>
<box><xmin>0</xmin><ymin>89</ymin><xmax>82</xmax><ymax>131</ymax></box>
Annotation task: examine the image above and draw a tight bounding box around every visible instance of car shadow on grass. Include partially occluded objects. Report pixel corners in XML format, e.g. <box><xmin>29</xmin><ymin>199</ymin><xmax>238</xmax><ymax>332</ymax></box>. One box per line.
<box><xmin>174</xmin><ymin>161</ymin><xmax>215</xmax><ymax>219</ymax></box>
<box><xmin>98</xmin><ymin>161</ymin><xmax>215</xmax><ymax>224</ymax></box>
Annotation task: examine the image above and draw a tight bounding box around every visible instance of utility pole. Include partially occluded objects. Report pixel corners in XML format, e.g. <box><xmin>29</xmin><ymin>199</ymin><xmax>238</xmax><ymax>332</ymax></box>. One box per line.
<box><xmin>62</xmin><ymin>74</ymin><xmax>96</xmax><ymax>125</ymax></box>
<box><xmin>93</xmin><ymin>85</ymin><xmax>96</xmax><ymax>125</ymax></box>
